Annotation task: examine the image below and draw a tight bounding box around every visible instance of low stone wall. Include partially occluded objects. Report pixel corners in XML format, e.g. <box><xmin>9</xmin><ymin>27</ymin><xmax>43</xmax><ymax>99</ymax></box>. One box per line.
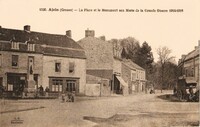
<box><xmin>85</xmin><ymin>83</ymin><xmax>111</xmax><ymax>97</ymax></box>
<box><xmin>85</xmin><ymin>84</ymin><xmax>100</xmax><ymax>96</ymax></box>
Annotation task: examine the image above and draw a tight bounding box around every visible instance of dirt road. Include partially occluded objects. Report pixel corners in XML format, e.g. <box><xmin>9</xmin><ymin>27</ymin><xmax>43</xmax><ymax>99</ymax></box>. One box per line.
<box><xmin>0</xmin><ymin>91</ymin><xmax>199</xmax><ymax>127</ymax></box>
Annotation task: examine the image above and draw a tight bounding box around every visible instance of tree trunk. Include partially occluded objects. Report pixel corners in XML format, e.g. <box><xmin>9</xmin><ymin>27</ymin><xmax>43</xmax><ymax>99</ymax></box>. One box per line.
<box><xmin>161</xmin><ymin>64</ymin><xmax>164</xmax><ymax>93</ymax></box>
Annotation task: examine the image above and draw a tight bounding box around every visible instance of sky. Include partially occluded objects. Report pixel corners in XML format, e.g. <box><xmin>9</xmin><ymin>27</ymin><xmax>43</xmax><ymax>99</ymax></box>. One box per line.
<box><xmin>0</xmin><ymin>0</ymin><xmax>199</xmax><ymax>63</ymax></box>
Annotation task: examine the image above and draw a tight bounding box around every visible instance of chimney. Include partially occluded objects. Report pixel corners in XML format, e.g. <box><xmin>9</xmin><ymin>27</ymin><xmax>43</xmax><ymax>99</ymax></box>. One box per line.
<box><xmin>99</xmin><ymin>36</ymin><xmax>106</xmax><ymax>41</ymax></box>
<box><xmin>178</xmin><ymin>59</ymin><xmax>181</xmax><ymax>65</ymax></box>
<box><xmin>24</xmin><ymin>25</ymin><xmax>31</xmax><ymax>32</ymax></box>
<box><xmin>198</xmin><ymin>40</ymin><xmax>200</xmax><ymax>46</ymax></box>
<box><xmin>85</xmin><ymin>29</ymin><xmax>95</xmax><ymax>37</ymax></box>
<box><xmin>181</xmin><ymin>55</ymin><xmax>186</xmax><ymax>59</ymax></box>
<box><xmin>66</xmin><ymin>30</ymin><xmax>72</xmax><ymax>38</ymax></box>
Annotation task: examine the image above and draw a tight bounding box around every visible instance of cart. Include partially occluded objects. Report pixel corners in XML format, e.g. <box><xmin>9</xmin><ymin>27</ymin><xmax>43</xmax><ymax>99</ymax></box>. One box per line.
<box><xmin>176</xmin><ymin>77</ymin><xmax>198</xmax><ymax>102</ymax></box>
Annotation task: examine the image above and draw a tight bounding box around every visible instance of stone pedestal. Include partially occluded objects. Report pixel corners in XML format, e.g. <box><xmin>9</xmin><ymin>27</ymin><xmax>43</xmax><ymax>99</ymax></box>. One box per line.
<box><xmin>27</xmin><ymin>80</ymin><xmax>36</xmax><ymax>92</ymax></box>
<box><xmin>22</xmin><ymin>80</ymin><xmax>36</xmax><ymax>98</ymax></box>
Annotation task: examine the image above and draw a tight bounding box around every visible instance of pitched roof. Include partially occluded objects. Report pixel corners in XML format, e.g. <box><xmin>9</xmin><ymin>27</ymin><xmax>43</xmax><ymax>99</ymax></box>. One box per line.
<box><xmin>0</xmin><ymin>27</ymin><xmax>86</xmax><ymax>59</ymax></box>
<box><xmin>122</xmin><ymin>59</ymin><xmax>145</xmax><ymax>71</ymax></box>
<box><xmin>184</xmin><ymin>47</ymin><xmax>199</xmax><ymax>61</ymax></box>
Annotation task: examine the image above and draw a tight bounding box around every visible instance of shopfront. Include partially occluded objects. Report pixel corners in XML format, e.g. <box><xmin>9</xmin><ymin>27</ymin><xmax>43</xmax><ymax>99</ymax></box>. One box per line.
<box><xmin>7</xmin><ymin>73</ymin><xmax>27</xmax><ymax>96</ymax></box>
<box><xmin>49</xmin><ymin>77</ymin><xmax>80</xmax><ymax>94</ymax></box>
<box><xmin>6</xmin><ymin>73</ymin><xmax>39</xmax><ymax>96</ymax></box>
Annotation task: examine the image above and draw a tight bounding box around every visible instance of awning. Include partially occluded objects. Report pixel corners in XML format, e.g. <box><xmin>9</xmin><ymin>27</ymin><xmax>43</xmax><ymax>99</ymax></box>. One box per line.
<box><xmin>185</xmin><ymin>79</ymin><xmax>197</xmax><ymax>84</ymax></box>
<box><xmin>116</xmin><ymin>76</ymin><xmax>128</xmax><ymax>87</ymax></box>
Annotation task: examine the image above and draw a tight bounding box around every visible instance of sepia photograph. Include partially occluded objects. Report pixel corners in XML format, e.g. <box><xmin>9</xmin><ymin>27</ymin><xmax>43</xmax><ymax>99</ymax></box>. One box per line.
<box><xmin>0</xmin><ymin>0</ymin><xmax>200</xmax><ymax>127</ymax></box>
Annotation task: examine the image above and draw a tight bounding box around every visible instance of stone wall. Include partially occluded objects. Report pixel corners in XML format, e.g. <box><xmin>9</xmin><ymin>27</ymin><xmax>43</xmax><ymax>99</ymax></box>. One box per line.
<box><xmin>86</xmin><ymin>74</ymin><xmax>111</xmax><ymax>96</ymax></box>
<box><xmin>121</xmin><ymin>63</ymin><xmax>132</xmax><ymax>94</ymax></box>
<box><xmin>78</xmin><ymin>37</ymin><xmax>114</xmax><ymax>70</ymax></box>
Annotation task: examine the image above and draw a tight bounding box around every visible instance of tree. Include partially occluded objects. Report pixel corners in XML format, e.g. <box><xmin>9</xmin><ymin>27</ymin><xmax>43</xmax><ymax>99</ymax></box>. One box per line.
<box><xmin>120</xmin><ymin>37</ymin><xmax>140</xmax><ymax>61</ymax></box>
<box><xmin>109</xmin><ymin>37</ymin><xmax>140</xmax><ymax>61</ymax></box>
<box><xmin>121</xmin><ymin>47</ymin><xmax>127</xmax><ymax>59</ymax></box>
<box><xmin>136</xmin><ymin>42</ymin><xmax>154</xmax><ymax>79</ymax></box>
<box><xmin>163</xmin><ymin>62</ymin><xmax>179</xmax><ymax>89</ymax></box>
<box><xmin>157</xmin><ymin>46</ymin><xmax>175</xmax><ymax>93</ymax></box>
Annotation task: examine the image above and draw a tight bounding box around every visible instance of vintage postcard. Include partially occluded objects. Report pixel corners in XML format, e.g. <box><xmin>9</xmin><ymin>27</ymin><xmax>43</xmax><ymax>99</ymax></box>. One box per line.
<box><xmin>0</xmin><ymin>0</ymin><xmax>199</xmax><ymax>127</ymax></box>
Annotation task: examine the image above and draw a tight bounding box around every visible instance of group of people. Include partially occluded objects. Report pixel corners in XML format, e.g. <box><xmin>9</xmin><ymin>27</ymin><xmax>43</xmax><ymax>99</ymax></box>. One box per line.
<box><xmin>61</xmin><ymin>90</ymin><xmax>75</xmax><ymax>102</ymax></box>
<box><xmin>38</xmin><ymin>85</ymin><xmax>49</xmax><ymax>96</ymax></box>
<box><xmin>38</xmin><ymin>85</ymin><xmax>75</xmax><ymax>102</ymax></box>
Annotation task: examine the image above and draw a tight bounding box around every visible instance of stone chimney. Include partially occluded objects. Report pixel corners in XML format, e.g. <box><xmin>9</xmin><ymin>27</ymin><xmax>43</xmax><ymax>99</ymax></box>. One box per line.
<box><xmin>24</xmin><ymin>25</ymin><xmax>31</xmax><ymax>32</ymax></box>
<box><xmin>85</xmin><ymin>29</ymin><xmax>95</xmax><ymax>37</ymax></box>
<box><xmin>178</xmin><ymin>59</ymin><xmax>181</xmax><ymax>65</ymax></box>
<box><xmin>66</xmin><ymin>30</ymin><xmax>72</xmax><ymax>38</ymax></box>
<box><xmin>99</xmin><ymin>36</ymin><xmax>106</xmax><ymax>41</ymax></box>
<box><xmin>181</xmin><ymin>55</ymin><xmax>186</xmax><ymax>59</ymax></box>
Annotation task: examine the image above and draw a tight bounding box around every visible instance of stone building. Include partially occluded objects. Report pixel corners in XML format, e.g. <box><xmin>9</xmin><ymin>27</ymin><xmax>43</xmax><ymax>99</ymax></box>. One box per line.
<box><xmin>122</xmin><ymin>59</ymin><xmax>146</xmax><ymax>94</ymax></box>
<box><xmin>78</xmin><ymin>30</ymin><xmax>113</xmax><ymax>96</ymax></box>
<box><xmin>178</xmin><ymin>41</ymin><xmax>199</xmax><ymax>85</ymax></box>
<box><xmin>0</xmin><ymin>25</ymin><xmax>86</xmax><ymax>97</ymax></box>
<box><xmin>78</xmin><ymin>29</ymin><xmax>145</xmax><ymax>96</ymax></box>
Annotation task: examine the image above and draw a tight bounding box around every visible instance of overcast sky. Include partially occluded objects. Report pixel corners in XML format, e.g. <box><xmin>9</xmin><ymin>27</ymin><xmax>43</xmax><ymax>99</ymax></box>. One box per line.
<box><xmin>0</xmin><ymin>0</ymin><xmax>199</xmax><ymax>63</ymax></box>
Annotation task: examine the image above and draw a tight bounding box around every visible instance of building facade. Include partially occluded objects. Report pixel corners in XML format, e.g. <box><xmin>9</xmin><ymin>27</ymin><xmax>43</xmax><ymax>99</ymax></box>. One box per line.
<box><xmin>78</xmin><ymin>30</ymin><xmax>113</xmax><ymax>96</ymax></box>
<box><xmin>178</xmin><ymin>41</ymin><xmax>199</xmax><ymax>85</ymax></box>
<box><xmin>78</xmin><ymin>29</ymin><xmax>145</xmax><ymax>96</ymax></box>
<box><xmin>0</xmin><ymin>26</ymin><xmax>86</xmax><ymax>97</ymax></box>
<box><xmin>122</xmin><ymin>59</ymin><xmax>146</xmax><ymax>94</ymax></box>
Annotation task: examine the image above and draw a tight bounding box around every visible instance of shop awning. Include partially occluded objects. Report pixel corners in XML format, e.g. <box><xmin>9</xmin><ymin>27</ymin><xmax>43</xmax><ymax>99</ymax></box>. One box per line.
<box><xmin>116</xmin><ymin>76</ymin><xmax>128</xmax><ymax>87</ymax></box>
<box><xmin>185</xmin><ymin>79</ymin><xmax>197</xmax><ymax>84</ymax></box>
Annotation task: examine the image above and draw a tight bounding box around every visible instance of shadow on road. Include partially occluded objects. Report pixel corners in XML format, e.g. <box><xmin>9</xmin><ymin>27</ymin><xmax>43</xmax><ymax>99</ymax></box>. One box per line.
<box><xmin>0</xmin><ymin>106</ymin><xmax>45</xmax><ymax>114</ymax></box>
<box><xmin>83</xmin><ymin>112</ymin><xmax>199</xmax><ymax>127</ymax></box>
<box><xmin>157</xmin><ymin>94</ymin><xmax>180</xmax><ymax>102</ymax></box>
<box><xmin>157</xmin><ymin>94</ymin><xmax>199</xmax><ymax>103</ymax></box>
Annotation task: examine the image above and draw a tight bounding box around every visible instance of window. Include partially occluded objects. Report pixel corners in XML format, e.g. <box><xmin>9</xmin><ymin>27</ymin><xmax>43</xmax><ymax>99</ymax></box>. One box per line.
<box><xmin>11</xmin><ymin>42</ymin><xmax>19</xmax><ymax>49</ymax></box>
<box><xmin>136</xmin><ymin>70</ymin><xmax>139</xmax><ymax>79</ymax></box>
<box><xmin>12</xmin><ymin>55</ymin><xmax>18</xmax><ymax>67</ymax></box>
<box><xmin>55</xmin><ymin>63</ymin><xmax>61</xmax><ymax>72</ymax></box>
<box><xmin>28</xmin><ymin>43</ymin><xmax>35</xmax><ymax>51</ymax></box>
<box><xmin>131</xmin><ymin>70</ymin><xmax>136</xmax><ymax>81</ymax></box>
<box><xmin>66</xmin><ymin>80</ymin><xmax>76</xmax><ymax>92</ymax></box>
<box><xmin>52</xmin><ymin>79</ymin><xmax>63</xmax><ymax>92</ymax></box>
<box><xmin>141</xmin><ymin>72</ymin><xmax>145</xmax><ymax>80</ymax></box>
<box><xmin>185</xmin><ymin>69</ymin><xmax>188</xmax><ymax>77</ymax></box>
<box><xmin>69</xmin><ymin>62</ymin><xmax>75</xmax><ymax>73</ymax></box>
<box><xmin>8</xmin><ymin>84</ymin><xmax>13</xmax><ymax>91</ymax></box>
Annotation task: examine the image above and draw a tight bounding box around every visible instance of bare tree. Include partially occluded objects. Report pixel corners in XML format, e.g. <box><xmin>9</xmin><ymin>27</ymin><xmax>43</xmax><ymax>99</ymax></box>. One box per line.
<box><xmin>157</xmin><ymin>46</ymin><xmax>175</xmax><ymax>93</ymax></box>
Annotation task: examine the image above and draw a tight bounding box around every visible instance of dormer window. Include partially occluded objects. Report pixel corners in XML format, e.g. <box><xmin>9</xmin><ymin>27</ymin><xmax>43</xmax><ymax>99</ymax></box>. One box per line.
<box><xmin>11</xmin><ymin>42</ymin><xmax>19</xmax><ymax>50</ymax></box>
<box><xmin>28</xmin><ymin>43</ymin><xmax>35</xmax><ymax>51</ymax></box>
